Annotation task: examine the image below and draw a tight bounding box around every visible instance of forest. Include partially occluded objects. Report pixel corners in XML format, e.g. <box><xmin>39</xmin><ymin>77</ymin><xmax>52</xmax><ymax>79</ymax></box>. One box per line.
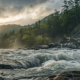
<box><xmin>0</xmin><ymin>0</ymin><xmax>80</xmax><ymax>48</ymax></box>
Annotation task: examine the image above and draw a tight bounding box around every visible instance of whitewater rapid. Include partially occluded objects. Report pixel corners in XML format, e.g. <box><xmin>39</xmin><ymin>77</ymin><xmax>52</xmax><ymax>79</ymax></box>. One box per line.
<box><xmin>0</xmin><ymin>48</ymin><xmax>80</xmax><ymax>80</ymax></box>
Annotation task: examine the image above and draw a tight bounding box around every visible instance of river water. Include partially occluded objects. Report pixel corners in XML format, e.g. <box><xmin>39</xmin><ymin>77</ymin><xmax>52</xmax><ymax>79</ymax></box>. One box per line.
<box><xmin>0</xmin><ymin>48</ymin><xmax>80</xmax><ymax>80</ymax></box>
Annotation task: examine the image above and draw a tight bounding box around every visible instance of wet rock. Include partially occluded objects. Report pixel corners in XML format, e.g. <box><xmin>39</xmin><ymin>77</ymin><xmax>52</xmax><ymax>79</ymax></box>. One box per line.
<box><xmin>48</xmin><ymin>43</ymin><xmax>58</xmax><ymax>48</ymax></box>
<box><xmin>0</xmin><ymin>64</ymin><xmax>13</xmax><ymax>69</ymax></box>
<box><xmin>42</xmin><ymin>71</ymin><xmax>80</xmax><ymax>80</ymax></box>
<box><xmin>23</xmin><ymin>48</ymin><xmax>28</xmax><ymax>50</ymax></box>
<box><xmin>37</xmin><ymin>45</ymin><xmax>49</xmax><ymax>49</ymax></box>
<box><xmin>30</xmin><ymin>46</ymin><xmax>40</xmax><ymax>50</ymax></box>
<box><xmin>61</xmin><ymin>37</ymin><xmax>70</xmax><ymax>44</ymax></box>
<box><xmin>26</xmin><ymin>46</ymin><xmax>39</xmax><ymax>50</ymax></box>
<box><xmin>0</xmin><ymin>77</ymin><xmax>4</xmax><ymax>80</ymax></box>
<box><xmin>59</xmin><ymin>42</ymin><xmax>77</xmax><ymax>49</ymax></box>
<box><xmin>23</xmin><ymin>45</ymin><xmax>49</xmax><ymax>50</ymax></box>
<box><xmin>66</xmin><ymin>43</ymin><xmax>77</xmax><ymax>49</ymax></box>
<box><xmin>78</xmin><ymin>46</ymin><xmax>80</xmax><ymax>49</ymax></box>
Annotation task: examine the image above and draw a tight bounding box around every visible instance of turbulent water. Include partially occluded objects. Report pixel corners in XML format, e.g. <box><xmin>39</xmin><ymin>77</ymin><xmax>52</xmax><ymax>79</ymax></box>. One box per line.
<box><xmin>0</xmin><ymin>48</ymin><xmax>80</xmax><ymax>80</ymax></box>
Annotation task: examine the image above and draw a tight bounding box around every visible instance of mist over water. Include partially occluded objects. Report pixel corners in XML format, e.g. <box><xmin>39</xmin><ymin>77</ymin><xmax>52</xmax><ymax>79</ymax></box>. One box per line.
<box><xmin>0</xmin><ymin>48</ymin><xmax>80</xmax><ymax>80</ymax></box>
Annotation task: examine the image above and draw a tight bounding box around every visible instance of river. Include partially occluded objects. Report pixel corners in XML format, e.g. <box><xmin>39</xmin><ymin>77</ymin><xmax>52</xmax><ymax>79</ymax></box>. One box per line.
<box><xmin>0</xmin><ymin>48</ymin><xmax>80</xmax><ymax>80</ymax></box>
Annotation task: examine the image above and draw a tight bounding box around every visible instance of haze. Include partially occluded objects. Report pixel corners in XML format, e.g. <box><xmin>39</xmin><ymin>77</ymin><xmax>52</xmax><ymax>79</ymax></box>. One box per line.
<box><xmin>0</xmin><ymin>0</ymin><xmax>63</xmax><ymax>25</ymax></box>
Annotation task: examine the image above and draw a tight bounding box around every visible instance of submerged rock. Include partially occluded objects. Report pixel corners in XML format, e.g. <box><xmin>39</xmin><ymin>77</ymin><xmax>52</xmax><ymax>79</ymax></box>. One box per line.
<box><xmin>0</xmin><ymin>77</ymin><xmax>4</xmax><ymax>80</ymax></box>
<box><xmin>42</xmin><ymin>71</ymin><xmax>80</xmax><ymax>80</ymax></box>
<box><xmin>0</xmin><ymin>64</ymin><xmax>13</xmax><ymax>69</ymax></box>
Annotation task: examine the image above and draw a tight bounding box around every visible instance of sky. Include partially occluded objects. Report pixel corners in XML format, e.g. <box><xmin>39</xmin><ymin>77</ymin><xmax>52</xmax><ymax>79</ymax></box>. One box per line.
<box><xmin>0</xmin><ymin>0</ymin><xmax>64</xmax><ymax>26</ymax></box>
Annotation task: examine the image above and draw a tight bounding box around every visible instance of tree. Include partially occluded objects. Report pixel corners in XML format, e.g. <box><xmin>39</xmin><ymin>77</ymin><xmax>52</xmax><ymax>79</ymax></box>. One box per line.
<box><xmin>75</xmin><ymin>0</ymin><xmax>79</xmax><ymax>8</ymax></box>
<box><xmin>36</xmin><ymin>35</ymin><xmax>43</xmax><ymax>45</ymax></box>
<box><xmin>62</xmin><ymin>0</ymin><xmax>68</xmax><ymax>12</ymax></box>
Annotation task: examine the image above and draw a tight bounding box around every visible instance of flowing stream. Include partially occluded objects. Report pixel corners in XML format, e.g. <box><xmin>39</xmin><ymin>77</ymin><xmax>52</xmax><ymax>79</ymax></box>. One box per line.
<box><xmin>0</xmin><ymin>48</ymin><xmax>80</xmax><ymax>80</ymax></box>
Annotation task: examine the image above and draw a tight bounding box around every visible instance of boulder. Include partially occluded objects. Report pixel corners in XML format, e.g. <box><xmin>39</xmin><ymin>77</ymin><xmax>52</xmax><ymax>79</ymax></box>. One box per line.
<box><xmin>48</xmin><ymin>43</ymin><xmax>58</xmax><ymax>48</ymax></box>
<box><xmin>42</xmin><ymin>71</ymin><xmax>80</xmax><ymax>80</ymax></box>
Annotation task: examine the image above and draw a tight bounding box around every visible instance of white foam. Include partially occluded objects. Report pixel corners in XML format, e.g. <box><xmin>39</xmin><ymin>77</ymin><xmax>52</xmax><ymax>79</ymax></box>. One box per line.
<box><xmin>1</xmin><ymin>48</ymin><xmax>80</xmax><ymax>80</ymax></box>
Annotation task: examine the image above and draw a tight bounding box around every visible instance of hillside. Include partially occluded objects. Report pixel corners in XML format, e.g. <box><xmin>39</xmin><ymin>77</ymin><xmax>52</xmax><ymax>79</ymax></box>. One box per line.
<box><xmin>0</xmin><ymin>0</ymin><xmax>80</xmax><ymax>48</ymax></box>
<box><xmin>0</xmin><ymin>24</ymin><xmax>24</xmax><ymax>37</ymax></box>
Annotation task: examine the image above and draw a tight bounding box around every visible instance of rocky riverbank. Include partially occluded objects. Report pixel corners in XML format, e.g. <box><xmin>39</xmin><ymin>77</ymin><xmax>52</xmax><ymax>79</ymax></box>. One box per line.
<box><xmin>20</xmin><ymin>37</ymin><xmax>80</xmax><ymax>50</ymax></box>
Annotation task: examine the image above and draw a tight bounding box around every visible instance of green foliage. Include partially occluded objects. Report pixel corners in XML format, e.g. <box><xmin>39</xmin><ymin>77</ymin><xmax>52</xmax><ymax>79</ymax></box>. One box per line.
<box><xmin>64</xmin><ymin>34</ymin><xmax>67</xmax><ymax>38</ymax></box>
<box><xmin>0</xmin><ymin>0</ymin><xmax>80</xmax><ymax>48</ymax></box>
<box><xmin>22</xmin><ymin>33</ymin><xmax>36</xmax><ymax>46</ymax></box>
<box><xmin>35</xmin><ymin>35</ymin><xmax>43</xmax><ymax>45</ymax></box>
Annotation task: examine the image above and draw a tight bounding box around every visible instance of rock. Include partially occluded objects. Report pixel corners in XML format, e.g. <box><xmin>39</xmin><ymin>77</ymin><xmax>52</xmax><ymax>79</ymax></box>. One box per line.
<box><xmin>26</xmin><ymin>46</ymin><xmax>39</xmax><ymax>50</ymax></box>
<box><xmin>61</xmin><ymin>37</ymin><xmax>70</xmax><ymax>43</ymax></box>
<box><xmin>18</xmin><ymin>48</ymin><xmax>22</xmax><ymax>49</ymax></box>
<box><xmin>0</xmin><ymin>64</ymin><xmax>13</xmax><ymax>69</ymax></box>
<box><xmin>23</xmin><ymin>48</ymin><xmax>28</xmax><ymax>50</ymax></box>
<box><xmin>31</xmin><ymin>46</ymin><xmax>39</xmax><ymax>50</ymax></box>
<box><xmin>48</xmin><ymin>43</ymin><xmax>58</xmax><ymax>48</ymax></box>
<box><xmin>0</xmin><ymin>77</ymin><xmax>4</xmax><ymax>80</ymax></box>
<box><xmin>67</xmin><ymin>42</ymin><xmax>77</xmax><ymax>49</ymax></box>
<box><xmin>23</xmin><ymin>45</ymin><xmax>49</xmax><ymax>50</ymax></box>
<box><xmin>42</xmin><ymin>71</ymin><xmax>80</xmax><ymax>80</ymax></box>
<box><xmin>78</xmin><ymin>46</ymin><xmax>80</xmax><ymax>49</ymax></box>
<box><xmin>59</xmin><ymin>42</ymin><xmax>77</xmax><ymax>49</ymax></box>
<box><xmin>37</xmin><ymin>45</ymin><xmax>49</xmax><ymax>49</ymax></box>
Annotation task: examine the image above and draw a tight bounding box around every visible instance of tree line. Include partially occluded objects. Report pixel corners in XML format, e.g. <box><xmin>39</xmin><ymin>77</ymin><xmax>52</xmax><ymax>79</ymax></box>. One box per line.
<box><xmin>0</xmin><ymin>0</ymin><xmax>80</xmax><ymax>48</ymax></box>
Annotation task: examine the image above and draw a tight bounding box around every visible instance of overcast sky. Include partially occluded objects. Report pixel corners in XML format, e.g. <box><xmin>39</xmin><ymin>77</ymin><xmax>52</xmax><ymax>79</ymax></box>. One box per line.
<box><xmin>0</xmin><ymin>0</ymin><xmax>64</xmax><ymax>25</ymax></box>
